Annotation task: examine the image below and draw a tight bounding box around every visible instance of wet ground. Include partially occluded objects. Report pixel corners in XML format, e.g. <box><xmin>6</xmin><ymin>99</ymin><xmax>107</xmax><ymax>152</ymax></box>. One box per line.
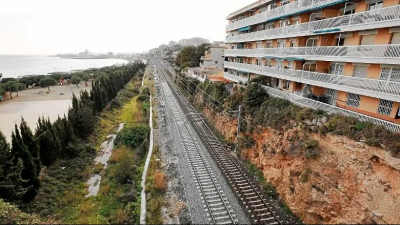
<box><xmin>86</xmin><ymin>123</ymin><xmax>125</xmax><ymax>197</ymax></box>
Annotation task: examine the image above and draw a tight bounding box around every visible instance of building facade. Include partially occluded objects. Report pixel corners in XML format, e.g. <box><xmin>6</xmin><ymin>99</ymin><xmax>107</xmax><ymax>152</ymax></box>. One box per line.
<box><xmin>224</xmin><ymin>0</ymin><xmax>400</xmax><ymax>132</ymax></box>
<box><xmin>200</xmin><ymin>45</ymin><xmax>227</xmax><ymax>69</ymax></box>
<box><xmin>179</xmin><ymin>37</ymin><xmax>210</xmax><ymax>46</ymax></box>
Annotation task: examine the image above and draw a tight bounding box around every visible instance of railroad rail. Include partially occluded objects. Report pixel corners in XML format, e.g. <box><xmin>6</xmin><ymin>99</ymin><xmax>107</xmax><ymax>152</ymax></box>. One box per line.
<box><xmin>157</xmin><ymin>68</ymin><xmax>238</xmax><ymax>224</ymax></box>
<box><xmin>157</xmin><ymin>63</ymin><xmax>283</xmax><ymax>225</ymax></box>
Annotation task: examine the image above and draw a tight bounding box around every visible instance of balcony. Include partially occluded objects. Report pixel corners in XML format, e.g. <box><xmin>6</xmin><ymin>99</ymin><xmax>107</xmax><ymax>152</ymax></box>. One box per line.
<box><xmin>224</xmin><ymin>44</ymin><xmax>400</xmax><ymax>65</ymax></box>
<box><xmin>226</xmin><ymin>0</ymin><xmax>271</xmax><ymax>20</ymax></box>
<box><xmin>226</xmin><ymin>0</ymin><xmax>347</xmax><ymax>31</ymax></box>
<box><xmin>223</xmin><ymin>72</ymin><xmax>249</xmax><ymax>83</ymax></box>
<box><xmin>226</xmin><ymin>5</ymin><xmax>400</xmax><ymax>43</ymax></box>
<box><xmin>261</xmin><ymin>84</ymin><xmax>400</xmax><ymax>133</ymax></box>
<box><xmin>224</xmin><ymin>62</ymin><xmax>400</xmax><ymax>102</ymax></box>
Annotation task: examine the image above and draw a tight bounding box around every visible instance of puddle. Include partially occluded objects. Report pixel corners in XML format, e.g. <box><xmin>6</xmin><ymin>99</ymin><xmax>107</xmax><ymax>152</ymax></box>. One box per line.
<box><xmin>86</xmin><ymin>123</ymin><xmax>125</xmax><ymax>197</ymax></box>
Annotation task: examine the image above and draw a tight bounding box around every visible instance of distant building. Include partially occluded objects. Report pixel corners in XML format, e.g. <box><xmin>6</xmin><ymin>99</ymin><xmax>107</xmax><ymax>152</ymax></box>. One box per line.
<box><xmin>168</xmin><ymin>41</ymin><xmax>179</xmax><ymax>47</ymax></box>
<box><xmin>159</xmin><ymin>44</ymin><xmax>168</xmax><ymax>51</ymax></box>
<box><xmin>179</xmin><ymin>37</ymin><xmax>209</xmax><ymax>47</ymax></box>
<box><xmin>212</xmin><ymin>41</ymin><xmax>225</xmax><ymax>46</ymax></box>
<box><xmin>200</xmin><ymin>45</ymin><xmax>226</xmax><ymax>69</ymax></box>
<box><xmin>187</xmin><ymin>66</ymin><xmax>227</xmax><ymax>83</ymax></box>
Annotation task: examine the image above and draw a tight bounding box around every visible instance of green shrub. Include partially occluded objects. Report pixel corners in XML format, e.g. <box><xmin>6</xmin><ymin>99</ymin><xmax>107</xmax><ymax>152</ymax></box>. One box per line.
<box><xmin>238</xmin><ymin>135</ymin><xmax>255</xmax><ymax>149</ymax></box>
<box><xmin>121</xmin><ymin>90</ymin><xmax>136</xmax><ymax>98</ymax></box>
<box><xmin>300</xmin><ymin>167</ymin><xmax>311</xmax><ymax>183</ymax></box>
<box><xmin>115</xmin><ymin>125</ymin><xmax>150</xmax><ymax>150</ymax></box>
<box><xmin>302</xmin><ymin>140</ymin><xmax>319</xmax><ymax>158</ymax></box>
<box><xmin>137</xmin><ymin>94</ymin><xmax>150</xmax><ymax>103</ymax></box>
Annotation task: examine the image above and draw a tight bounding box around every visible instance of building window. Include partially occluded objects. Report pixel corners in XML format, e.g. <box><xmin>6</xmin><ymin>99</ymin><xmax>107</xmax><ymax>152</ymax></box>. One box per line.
<box><xmin>325</xmin><ymin>89</ymin><xmax>338</xmax><ymax>105</ymax></box>
<box><xmin>352</xmin><ymin>65</ymin><xmax>368</xmax><ymax>78</ymax></box>
<box><xmin>368</xmin><ymin>1</ymin><xmax>383</xmax><ymax>11</ymax></box>
<box><xmin>265</xmin><ymin>42</ymin><xmax>272</xmax><ymax>48</ymax></box>
<box><xmin>377</xmin><ymin>99</ymin><xmax>394</xmax><ymax>116</ymax></box>
<box><xmin>276</xmin><ymin>60</ymin><xmax>283</xmax><ymax>68</ymax></box>
<box><xmin>283</xmin><ymin>80</ymin><xmax>290</xmax><ymax>89</ymax></box>
<box><xmin>331</xmin><ymin>63</ymin><xmax>344</xmax><ymax>75</ymax></box>
<box><xmin>379</xmin><ymin>68</ymin><xmax>400</xmax><ymax>82</ymax></box>
<box><xmin>346</xmin><ymin>93</ymin><xmax>361</xmax><ymax>108</ymax></box>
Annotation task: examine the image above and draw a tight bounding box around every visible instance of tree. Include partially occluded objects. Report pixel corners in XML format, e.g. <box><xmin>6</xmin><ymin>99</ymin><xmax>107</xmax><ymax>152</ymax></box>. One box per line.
<box><xmin>38</xmin><ymin>77</ymin><xmax>57</xmax><ymax>91</ymax></box>
<box><xmin>244</xmin><ymin>83</ymin><xmax>269</xmax><ymax>108</ymax></box>
<box><xmin>19</xmin><ymin>118</ymin><xmax>41</xmax><ymax>177</ymax></box>
<box><xmin>11</xmin><ymin>125</ymin><xmax>40</xmax><ymax>202</ymax></box>
<box><xmin>0</xmin><ymin>130</ymin><xmax>16</xmax><ymax>201</ymax></box>
<box><xmin>4</xmin><ymin>81</ymin><xmax>19</xmax><ymax>99</ymax></box>
<box><xmin>0</xmin><ymin>85</ymin><xmax>5</xmax><ymax>96</ymax></box>
<box><xmin>70</xmin><ymin>75</ymin><xmax>82</xmax><ymax>87</ymax></box>
<box><xmin>35</xmin><ymin>117</ymin><xmax>61</xmax><ymax>166</ymax></box>
<box><xmin>175</xmin><ymin>44</ymin><xmax>210</xmax><ymax>70</ymax></box>
<box><xmin>82</xmin><ymin>75</ymin><xmax>91</xmax><ymax>86</ymax></box>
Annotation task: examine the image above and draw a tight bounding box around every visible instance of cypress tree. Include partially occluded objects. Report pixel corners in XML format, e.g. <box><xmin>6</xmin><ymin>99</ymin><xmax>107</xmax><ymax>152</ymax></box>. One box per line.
<box><xmin>11</xmin><ymin>125</ymin><xmax>40</xmax><ymax>202</ymax></box>
<box><xmin>19</xmin><ymin>118</ymin><xmax>41</xmax><ymax>177</ymax></box>
<box><xmin>0</xmin><ymin>131</ymin><xmax>16</xmax><ymax>201</ymax></box>
<box><xmin>36</xmin><ymin>118</ymin><xmax>61</xmax><ymax>166</ymax></box>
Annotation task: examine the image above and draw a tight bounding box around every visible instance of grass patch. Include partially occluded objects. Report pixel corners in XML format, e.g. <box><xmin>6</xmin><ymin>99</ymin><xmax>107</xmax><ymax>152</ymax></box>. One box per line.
<box><xmin>145</xmin><ymin>145</ymin><xmax>165</xmax><ymax>224</ymax></box>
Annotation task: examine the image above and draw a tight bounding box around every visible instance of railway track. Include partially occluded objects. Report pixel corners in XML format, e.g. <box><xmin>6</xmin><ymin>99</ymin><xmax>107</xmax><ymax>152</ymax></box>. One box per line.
<box><xmin>157</xmin><ymin>68</ymin><xmax>238</xmax><ymax>224</ymax></box>
<box><xmin>157</xmin><ymin>63</ymin><xmax>283</xmax><ymax>225</ymax></box>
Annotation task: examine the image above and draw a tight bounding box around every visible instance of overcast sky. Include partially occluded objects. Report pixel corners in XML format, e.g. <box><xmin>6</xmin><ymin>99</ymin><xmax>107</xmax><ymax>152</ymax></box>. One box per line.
<box><xmin>0</xmin><ymin>0</ymin><xmax>248</xmax><ymax>55</ymax></box>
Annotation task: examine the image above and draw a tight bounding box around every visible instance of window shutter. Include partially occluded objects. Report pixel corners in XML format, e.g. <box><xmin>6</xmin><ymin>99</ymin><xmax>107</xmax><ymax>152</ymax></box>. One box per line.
<box><xmin>391</xmin><ymin>32</ymin><xmax>400</xmax><ymax>44</ymax></box>
<box><xmin>360</xmin><ymin>35</ymin><xmax>375</xmax><ymax>45</ymax></box>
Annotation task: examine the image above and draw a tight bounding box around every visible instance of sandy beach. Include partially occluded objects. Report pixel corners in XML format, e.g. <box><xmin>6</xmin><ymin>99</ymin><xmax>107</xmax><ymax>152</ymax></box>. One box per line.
<box><xmin>0</xmin><ymin>82</ymin><xmax>91</xmax><ymax>142</ymax></box>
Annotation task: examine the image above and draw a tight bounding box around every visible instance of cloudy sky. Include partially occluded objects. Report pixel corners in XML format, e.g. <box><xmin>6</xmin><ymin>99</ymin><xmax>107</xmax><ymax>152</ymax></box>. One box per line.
<box><xmin>0</xmin><ymin>0</ymin><xmax>248</xmax><ymax>55</ymax></box>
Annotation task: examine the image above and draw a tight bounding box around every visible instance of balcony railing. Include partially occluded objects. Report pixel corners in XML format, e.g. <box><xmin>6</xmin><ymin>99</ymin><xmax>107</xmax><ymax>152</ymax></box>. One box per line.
<box><xmin>226</xmin><ymin>0</ymin><xmax>346</xmax><ymax>31</ymax></box>
<box><xmin>261</xmin><ymin>84</ymin><xmax>400</xmax><ymax>133</ymax></box>
<box><xmin>226</xmin><ymin>0</ymin><xmax>271</xmax><ymax>20</ymax></box>
<box><xmin>224</xmin><ymin>44</ymin><xmax>400</xmax><ymax>64</ymax></box>
<box><xmin>226</xmin><ymin>5</ymin><xmax>400</xmax><ymax>43</ymax></box>
<box><xmin>223</xmin><ymin>72</ymin><xmax>249</xmax><ymax>83</ymax></box>
<box><xmin>224</xmin><ymin>62</ymin><xmax>400</xmax><ymax>101</ymax></box>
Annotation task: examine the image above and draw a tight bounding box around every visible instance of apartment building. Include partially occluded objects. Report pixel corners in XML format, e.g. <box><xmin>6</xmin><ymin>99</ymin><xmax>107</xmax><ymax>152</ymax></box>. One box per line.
<box><xmin>223</xmin><ymin>0</ymin><xmax>400</xmax><ymax>132</ymax></box>
<box><xmin>200</xmin><ymin>45</ymin><xmax>227</xmax><ymax>69</ymax></box>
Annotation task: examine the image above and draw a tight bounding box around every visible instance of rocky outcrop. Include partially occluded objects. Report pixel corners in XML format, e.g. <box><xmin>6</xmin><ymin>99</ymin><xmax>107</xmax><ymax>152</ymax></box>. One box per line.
<box><xmin>201</xmin><ymin>106</ymin><xmax>400</xmax><ymax>224</ymax></box>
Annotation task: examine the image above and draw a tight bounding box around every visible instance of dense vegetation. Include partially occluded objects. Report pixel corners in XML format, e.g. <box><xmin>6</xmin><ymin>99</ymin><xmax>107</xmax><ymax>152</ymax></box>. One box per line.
<box><xmin>175</xmin><ymin>74</ymin><xmax>400</xmax><ymax>158</ymax></box>
<box><xmin>0</xmin><ymin>62</ymin><xmax>146</xmax><ymax>210</ymax></box>
<box><xmin>174</xmin><ymin>43</ymin><xmax>210</xmax><ymax>70</ymax></box>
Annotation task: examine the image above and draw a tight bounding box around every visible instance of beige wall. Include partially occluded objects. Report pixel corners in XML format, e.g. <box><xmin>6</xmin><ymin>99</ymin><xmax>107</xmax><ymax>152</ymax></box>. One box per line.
<box><xmin>366</xmin><ymin>64</ymin><xmax>382</xmax><ymax>79</ymax></box>
<box><xmin>375</xmin><ymin>29</ymin><xmax>392</xmax><ymax>44</ymax></box>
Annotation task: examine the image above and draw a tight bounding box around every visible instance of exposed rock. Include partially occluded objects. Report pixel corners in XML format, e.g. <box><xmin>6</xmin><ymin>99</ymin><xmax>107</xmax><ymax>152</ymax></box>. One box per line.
<box><xmin>305</xmin><ymin>120</ymin><xmax>313</xmax><ymax>126</ymax></box>
<box><xmin>344</xmin><ymin>144</ymin><xmax>355</xmax><ymax>151</ymax></box>
<box><xmin>198</xmin><ymin>101</ymin><xmax>400</xmax><ymax>225</ymax></box>
<box><xmin>312</xmin><ymin>119</ymin><xmax>318</xmax><ymax>125</ymax></box>
<box><xmin>372</xmin><ymin>211</ymin><xmax>383</xmax><ymax>219</ymax></box>
<box><xmin>355</xmin><ymin>142</ymin><xmax>366</xmax><ymax>148</ymax></box>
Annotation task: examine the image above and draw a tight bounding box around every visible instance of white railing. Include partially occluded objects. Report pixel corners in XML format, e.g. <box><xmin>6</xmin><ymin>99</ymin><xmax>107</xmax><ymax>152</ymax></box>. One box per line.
<box><xmin>224</xmin><ymin>62</ymin><xmax>400</xmax><ymax>100</ymax></box>
<box><xmin>224</xmin><ymin>44</ymin><xmax>400</xmax><ymax>61</ymax></box>
<box><xmin>223</xmin><ymin>72</ymin><xmax>249</xmax><ymax>83</ymax></box>
<box><xmin>226</xmin><ymin>0</ymin><xmax>345</xmax><ymax>31</ymax></box>
<box><xmin>226</xmin><ymin>0</ymin><xmax>271</xmax><ymax>20</ymax></box>
<box><xmin>227</xmin><ymin>5</ymin><xmax>400</xmax><ymax>43</ymax></box>
<box><xmin>261</xmin><ymin>84</ymin><xmax>400</xmax><ymax>133</ymax></box>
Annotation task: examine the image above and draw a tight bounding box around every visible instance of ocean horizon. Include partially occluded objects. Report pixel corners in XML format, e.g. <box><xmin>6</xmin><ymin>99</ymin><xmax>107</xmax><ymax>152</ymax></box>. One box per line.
<box><xmin>0</xmin><ymin>55</ymin><xmax>129</xmax><ymax>78</ymax></box>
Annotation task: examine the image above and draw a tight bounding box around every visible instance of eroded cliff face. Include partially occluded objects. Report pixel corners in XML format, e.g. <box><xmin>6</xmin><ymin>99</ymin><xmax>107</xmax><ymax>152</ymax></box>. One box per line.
<box><xmin>202</xmin><ymin>107</ymin><xmax>400</xmax><ymax>224</ymax></box>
